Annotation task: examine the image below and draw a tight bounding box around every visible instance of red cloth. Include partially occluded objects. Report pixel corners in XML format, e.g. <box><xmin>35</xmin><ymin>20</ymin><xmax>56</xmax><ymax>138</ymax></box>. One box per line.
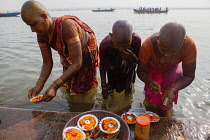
<box><xmin>99</xmin><ymin>34</ymin><xmax>141</xmax><ymax>92</ymax></box>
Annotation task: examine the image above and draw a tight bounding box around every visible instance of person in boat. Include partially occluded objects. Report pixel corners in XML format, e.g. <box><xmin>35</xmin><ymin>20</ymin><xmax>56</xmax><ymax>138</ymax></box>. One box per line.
<box><xmin>99</xmin><ymin>20</ymin><xmax>141</xmax><ymax>99</ymax></box>
<box><xmin>21</xmin><ymin>0</ymin><xmax>98</xmax><ymax>101</ymax></box>
<box><xmin>137</xmin><ymin>22</ymin><xmax>197</xmax><ymax>117</ymax></box>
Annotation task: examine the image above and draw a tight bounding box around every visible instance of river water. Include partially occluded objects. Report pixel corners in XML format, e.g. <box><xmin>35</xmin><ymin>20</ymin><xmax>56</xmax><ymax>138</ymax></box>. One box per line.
<box><xmin>0</xmin><ymin>9</ymin><xmax>209</xmax><ymax>119</ymax></box>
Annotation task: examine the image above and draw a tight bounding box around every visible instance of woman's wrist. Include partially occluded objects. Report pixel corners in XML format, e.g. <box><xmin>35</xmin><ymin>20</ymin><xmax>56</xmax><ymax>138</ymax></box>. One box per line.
<box><xmin>50</xmin><ymin>78</ymin><xmax>64</xmax><ymax>90</ymax></box>
<box><xmin>102</xmin><ymin>86</ymin><xmax>108</xmax><ymax>90</ymax></box>
<box><xmin>101</xmin><ymin>82</ymin><xmax>108</xmax><ymax>90</ymax></box>
<box><xmin>36</xmin><ymin>78</ymin><xmax>44</xmax><ymax>84</ymax></box>
<box><xmin>130</xmin><ymin>56</ymin><xmax>138</xmax><ymax>64</ymax></box>
<box><xmin>145</xmin><ymin>79</ymin><xmax>152</xmax><ymax>86</ymax></box>
<box><xmin>101</xmin><ymin>79</ymin><xmax>107</xmax><ymax>87</ymax></box>
<box><xmin>167</xmin><ymin>86</ymin><xmax>179</xmax><ymax>95</ymax></box>
<box><xmin>36</xmin><ymin>78</ymin><xmax>45</xmax><ymax>89</ymax></box>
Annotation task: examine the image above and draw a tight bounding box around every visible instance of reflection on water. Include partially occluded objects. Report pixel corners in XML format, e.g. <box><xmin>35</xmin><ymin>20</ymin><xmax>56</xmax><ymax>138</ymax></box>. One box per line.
<box><xmin>61</xmin><ymin>86</ymin><xmax>134</xmax><ymax>115</ymax></box>
<box><xmin>0</xmin><ymin>9</ymin><xmax>210</xmax><ymax>119</ymax></box>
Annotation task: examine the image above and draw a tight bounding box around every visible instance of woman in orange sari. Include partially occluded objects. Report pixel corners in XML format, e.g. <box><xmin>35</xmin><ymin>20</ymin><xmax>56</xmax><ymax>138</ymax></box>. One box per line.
<box><xmin>21</xmin><ymin>1</ymin><xmax>98</xmax><ymax>102</ymax></box>
<box><xmin>137</xmin><ymin>22</ymin><xmax>197</xmax><ymax>117</ymax></box>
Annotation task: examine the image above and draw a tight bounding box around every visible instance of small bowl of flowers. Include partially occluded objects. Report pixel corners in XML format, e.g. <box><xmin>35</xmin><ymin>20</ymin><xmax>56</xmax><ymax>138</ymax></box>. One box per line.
<box><xmin>142</xmin><ymin>111</ymin><xmax>160</xmax><ymax>122</ymax></box>
<box><xmin>77</xmin><ymin>114</ymin><xmax>99</xmax><ymax>138</ymax></box>
<box><xmin>63</xmin><ymin>126</ymin><xmax>86</xmax><ymax>140</ymax></box>
<box><xmin>121</xmin><ymin>112</ymin><xmax>137</xmax><ymax>124</ymax></box>
<box><xmin>99</xmin><ymin>117</ymin><xmax>120</xmax><ymax>139</ymax></box>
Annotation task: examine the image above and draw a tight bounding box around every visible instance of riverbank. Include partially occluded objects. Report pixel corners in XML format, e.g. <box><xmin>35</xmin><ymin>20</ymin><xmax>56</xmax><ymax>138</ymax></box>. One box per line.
<box><xmin>0</xmin><ymin>107</ymin><xmax>209</xmax><ymax>140</ymax></box>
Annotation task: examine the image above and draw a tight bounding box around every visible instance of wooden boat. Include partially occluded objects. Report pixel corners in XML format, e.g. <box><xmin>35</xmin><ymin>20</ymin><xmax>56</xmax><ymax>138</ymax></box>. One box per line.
<box><xmin>0</xmin><ymin>12</ymin><xmax>20</xmax><ymax>17</ymax></box>
<box><xmin>92</xmin><ymin>8</ymin><xmax>115</xmax><ymax>12</ymax></box>
<box><xmin>133</xmin><ymin>9</ymin><xmax>168</xmax><ymax>14</ymax></box>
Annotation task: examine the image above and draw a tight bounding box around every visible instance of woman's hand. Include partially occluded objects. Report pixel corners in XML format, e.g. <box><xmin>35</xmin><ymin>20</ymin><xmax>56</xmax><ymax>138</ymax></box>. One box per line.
<box><xmin>41</xmin><ymin>86</ymin><xmax>57</xmax><ymax>102</ymax></box>
<box><xmin>28</xmin><ymin>85</ymin><xmax>43</xmax><ymax>99</ymax></box>
<box><xmin>161</xmin><ymin>89</ymin><xmax>175</xmax><ymax>109</ymax></box>
<box><xmin>148</xmin><ymin>81</ymin><xmax>161</xmax><ymax>94</ymax></box>
<box><xmin>121</xmin><ymin>49</ymin><xmax>138</xmax><ymax>64</ymax></box>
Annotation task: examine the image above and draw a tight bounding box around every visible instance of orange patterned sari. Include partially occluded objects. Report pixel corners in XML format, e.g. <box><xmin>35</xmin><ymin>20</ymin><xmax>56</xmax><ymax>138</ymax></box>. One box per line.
<box><xmin>50</xmin><ymin>15</ymin><xmax>98</xmax><ymax>94</ymax></box>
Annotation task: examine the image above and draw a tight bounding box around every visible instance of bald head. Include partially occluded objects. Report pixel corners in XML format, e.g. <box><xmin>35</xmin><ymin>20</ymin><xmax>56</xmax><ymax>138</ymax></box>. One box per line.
<box><xmin>21</xmin><ymin>0</ymin><xmax>49</xmax><ymax>22</ymax></box>
<box><xmin>159</xmin><ymin>22</ymin><xmax>186</xmax><ymax>47</ymax></box>
<box><xmin>112</xmin><ymin>20</ymin><xmax>133</xmax><ymax>40</ymax></box>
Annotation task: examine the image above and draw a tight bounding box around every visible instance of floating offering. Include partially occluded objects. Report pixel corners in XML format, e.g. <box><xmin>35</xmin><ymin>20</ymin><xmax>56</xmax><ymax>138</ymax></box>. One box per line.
<box><xmin>176</xmin><ymin>136</ymin><xmax>186</xmax><ymax>140</ymax></box>
<box><xmin>63</xmin><ymin>126</ymin><xmax>86</xmax><ymax>140</ymax></box>
<box><xmin>30</xmin><ymin>95</ymin><xmax>43</xmax><ymax>102</ymax></box>
<box><xmin>77</xmin><ymin>114</ymin><xmax>99</xmax><ymax>138</ymax></box>
<box><xmin>99</xmin><ymin>117</ymin><xmax>120</xmax><ymax>139</ymax></box>
<box><xmin>142</xmin><ymin>111</ymin><xmax>160</xmax><ymax>122</ymax></box>
<box><xmin>121</xmin><ymin>112</ymin><xmax>137</xmax><ymax>124</ymax></box>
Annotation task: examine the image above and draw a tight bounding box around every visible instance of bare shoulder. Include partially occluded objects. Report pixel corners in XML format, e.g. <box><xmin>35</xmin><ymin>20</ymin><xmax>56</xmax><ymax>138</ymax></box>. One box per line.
<box><xmin>62</xmin><ymin>19</ymin><xmax>78</xmax><ymax>29</ymax></box>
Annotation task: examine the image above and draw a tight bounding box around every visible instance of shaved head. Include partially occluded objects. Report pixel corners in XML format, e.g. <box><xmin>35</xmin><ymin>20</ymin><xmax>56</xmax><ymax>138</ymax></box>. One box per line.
<box><xmin>112</xmin><ymin>20</ymin><xmax>133</xmax><ymax>41</ymax></box>
<box><xmin>159</xmin><ymin>22</ymin><xmax>186</xmax><ymax>47</ymax></box>
<box><xmin>21</xmin><ymin>0</ymin><xmax>49</xmax><ymax>21</ymax></box>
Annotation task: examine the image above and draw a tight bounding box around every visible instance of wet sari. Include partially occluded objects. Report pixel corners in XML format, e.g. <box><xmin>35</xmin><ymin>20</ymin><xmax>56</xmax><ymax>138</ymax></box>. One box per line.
<box><xmin>100</xmin><ymin>34</ymin><xmax>141</xmax><ymax>92</ymax></box>
<box><xmin>50</xmin><ymin>15</ymin><xmax>98</xmax><ymax>94</ymax></box>
<box><xmin>139</xmin><ymin>33</ymin><xmax>196</xmax><ymax>110</ymax></box>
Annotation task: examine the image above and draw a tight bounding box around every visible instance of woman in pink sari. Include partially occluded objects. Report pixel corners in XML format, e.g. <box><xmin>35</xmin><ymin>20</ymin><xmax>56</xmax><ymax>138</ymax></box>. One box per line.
<box><xmin>137</xmin><ymin>22</ymin><xmax>197</xmax><ymax>117</ymax></box>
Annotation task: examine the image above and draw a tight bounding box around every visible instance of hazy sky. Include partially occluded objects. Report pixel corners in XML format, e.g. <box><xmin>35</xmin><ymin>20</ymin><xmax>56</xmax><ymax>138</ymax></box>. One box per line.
<box><xmin>1</xmin><ymin>0</ymin><xmax>210</xmax><ymax>11</ymax></box>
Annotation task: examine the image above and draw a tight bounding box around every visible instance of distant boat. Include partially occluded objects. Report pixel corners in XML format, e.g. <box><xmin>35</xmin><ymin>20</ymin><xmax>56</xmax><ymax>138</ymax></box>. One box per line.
<box><xmin>0</xmin><ymin>12</ymin><xmax>20</xmax><ymax>17</ymax></box>
<box><xmin>133</xmin><ymin>8</ymin><xmax>169</xmax><ymax>14</ymax></box>
<box><xmin>92</xmin><ymin>8</ymin><xmax>115</xmax><ymax>12</ymax></box>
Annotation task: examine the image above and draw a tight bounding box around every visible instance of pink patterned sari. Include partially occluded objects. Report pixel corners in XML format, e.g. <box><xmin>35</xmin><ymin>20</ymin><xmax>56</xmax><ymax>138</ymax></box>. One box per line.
<box><xmin>144</xmin><ymin>62</ymin><xmax>182</xmax><ymax>110</ymax></box>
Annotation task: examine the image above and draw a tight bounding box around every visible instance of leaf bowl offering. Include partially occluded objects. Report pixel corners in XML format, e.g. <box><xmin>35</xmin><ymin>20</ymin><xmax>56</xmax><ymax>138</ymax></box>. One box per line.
<box><xmin>142</xmin><ymin>111</ymin><xmax>160</xmax><ymax>122</ymax></box>
<box><xmin>30</xmin><ymin>95</ymin><xmax>43</xmax><ymax>102</ymax></box>
<box><xmin>121</xmin><ymin>112</ymin><xmax>137</xmax><ymax>124</ymax></box>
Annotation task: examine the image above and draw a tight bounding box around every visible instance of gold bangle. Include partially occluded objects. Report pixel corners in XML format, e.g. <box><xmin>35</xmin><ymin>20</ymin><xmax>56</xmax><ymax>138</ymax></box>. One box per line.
<box><xmin>52</xmin><ymin>78</ymin><xmax>64</xmax><ymax>89</ymax></box>
<box><xmin>50</xmin><ymin>84</ymin><xmax>59</xmax><ymax>89</ymax></box>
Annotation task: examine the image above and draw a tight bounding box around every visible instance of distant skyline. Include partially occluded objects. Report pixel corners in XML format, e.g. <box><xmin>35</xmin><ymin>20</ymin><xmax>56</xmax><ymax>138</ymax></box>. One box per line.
<box><xmin>1</xmin><ymin>0</ymin><xmax>210</xmax><ymax>11</ymax></box>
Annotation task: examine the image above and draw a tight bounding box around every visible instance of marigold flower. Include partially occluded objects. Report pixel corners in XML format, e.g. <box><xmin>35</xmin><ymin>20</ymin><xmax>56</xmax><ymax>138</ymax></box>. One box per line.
<box><xmin>78</xmin><ymin>115</ymin><xmax>97</xmax><ymax>130</ymax></box>
<box><xmin>102</xmin><ymin>118</ymin><xmax>118</xmax><ymax>132</ymax></box>
<box><xmin>65</xmin><ymin>128</ymin><xmax>84</xmax><ymax>140</ymax></box>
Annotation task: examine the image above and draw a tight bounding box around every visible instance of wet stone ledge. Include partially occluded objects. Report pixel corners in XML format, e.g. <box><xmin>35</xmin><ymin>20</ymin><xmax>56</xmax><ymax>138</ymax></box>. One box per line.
<box><xmin>0</xmin><ymin>107</ymin><xmax>210</xmax><ymax>140</ymax></box>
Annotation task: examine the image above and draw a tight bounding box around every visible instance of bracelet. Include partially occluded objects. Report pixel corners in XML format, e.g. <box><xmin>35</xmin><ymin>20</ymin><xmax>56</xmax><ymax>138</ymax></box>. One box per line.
<box><xmin>50</xmin><ymin>84</ymin><xmax>59</xmax><ymax>90</ymax></box>
<box><xmin>50</xmin><ymin>78</ymin><xmax>64</xmax><ymax>89</ymax></box>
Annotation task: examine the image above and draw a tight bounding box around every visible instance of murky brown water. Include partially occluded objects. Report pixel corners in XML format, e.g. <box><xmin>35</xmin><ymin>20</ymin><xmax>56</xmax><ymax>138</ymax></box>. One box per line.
<box><xmin>0</xmin><ymin>9</ymin><xmax>210</xmax><ymax>119</ymax></box>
